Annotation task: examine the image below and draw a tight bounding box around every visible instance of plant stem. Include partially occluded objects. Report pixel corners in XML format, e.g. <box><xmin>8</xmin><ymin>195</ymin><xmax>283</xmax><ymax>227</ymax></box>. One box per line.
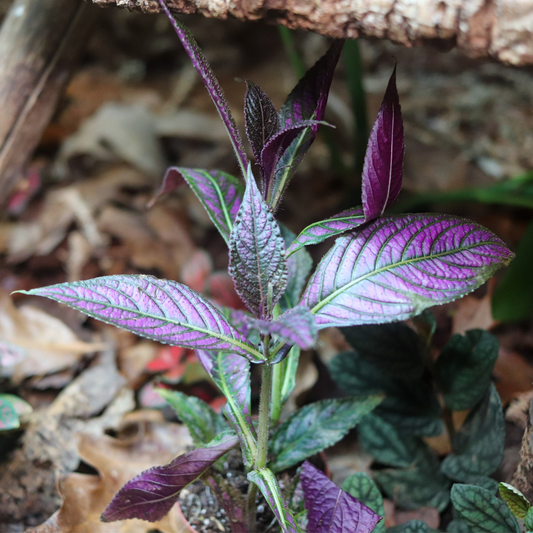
<box><xmin>270</xmin><ymin>361</ymin><xmax>284</xmax><ymax>423</ymax></box>
<box><xmin>246</xmin><ymin>483</ymin><xmax>258</xmax><ymax>531</ymax></box>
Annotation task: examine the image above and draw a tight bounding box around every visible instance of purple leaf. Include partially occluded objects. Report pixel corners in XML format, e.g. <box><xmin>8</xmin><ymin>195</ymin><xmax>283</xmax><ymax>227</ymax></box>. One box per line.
<box><xmin>244</xmin><ymin>81</ymin><xmax>280</xmax><ymax>164</ymax></box>
<box><xmin>286</xmin><ymin>207</ymin><xmax>366</xmax><ymax>257</ymax></box>
<box><xmin>301</xmin><ymin>461</ymin><xmax>382</xmax><ymax>533</ymax></box>
<box><xmin>261</xmin><ymin>120</ymin><xmax>328</xmax><ymax>200</ymax></box>
<box><xmin>197</xmin><ymin>350</ymin><xmax>256</xmax><ymax>466</ymax></box>
<box><xmin>301</xmin><ymin>214</ymin><xmax>513</xmax><ymax>329</ymax></box>
<box><xmin>18</xmin><ymin>275</ymin><xmax>264</xmax><ymax>362</ymax></box>
<box><xmin>229</xmin><ymin>167</ymin><xmax>288</xmax><ymax>318</ymax></box>
<box><xmin>206</xmin><ymin>474</ymin><xmax>248</xmax><ymax>533</ymax></box>
<box><xmin>101</xmin><ymin>434</ymin><xmax>239</xmax><ymax>522</ymax></box>
<box><xmin>147</xmin><ymin>166</ymin><xmax>186</xmax><ymax>208</ymax></box>
<box><xmin>166</xmin><ymin>167</ymin><xmax>243</xmax><ymax>244</ymax></box>
<box><xmin>361</xmin><ymin>67</ymin><xmax>404</xmax><ymax>221</ymax></box>
<box><xmin>159</xmin><ymin>1</ymin><xmax>249</xmax><ymax>176</ymax></box>
<box><xmin>247</xmin><ymin>468</ymin><xmax>302</xmax><ymax>533</ymax></box>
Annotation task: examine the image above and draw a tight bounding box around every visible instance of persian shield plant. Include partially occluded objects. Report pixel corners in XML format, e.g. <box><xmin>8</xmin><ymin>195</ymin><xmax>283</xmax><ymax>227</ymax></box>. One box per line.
<box><xmin>17</xmin><ymin>3</ymin><xmax>513</xmax><ymax>532</ymax></box>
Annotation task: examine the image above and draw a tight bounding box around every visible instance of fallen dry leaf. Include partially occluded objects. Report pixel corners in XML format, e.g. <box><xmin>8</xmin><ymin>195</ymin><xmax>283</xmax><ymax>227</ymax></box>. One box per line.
<box><xmin>452</xmin><ymin>280</ymin><xmax>496</xmax><ymax>335</ymax></box>
<box><xmin>494</xmin><ymin>347</ymin><xmax>533</xmax><ymax>406</ymax></box>
<box><xmin>0</xmin><ymin>291</ymin><xmax>106</xmax><ymax>381</ymax></box>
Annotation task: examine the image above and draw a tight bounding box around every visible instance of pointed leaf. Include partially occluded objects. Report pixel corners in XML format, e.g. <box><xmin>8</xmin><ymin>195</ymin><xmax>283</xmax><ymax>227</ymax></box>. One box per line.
<box><xmin>206</xmin><ymin>474</ymin><xmax>248</xmax><ymax>533</ymax></box>
<box><xmin>101</xmin><ymin>433</ymin><xmax>239</xmax><ymax>522</ymax></box>
<box><xmin>435</xmin><ymin>329</ymin><xmax>499</xmax><ymax>411</ymax></box>
<box><xmin>244</xmin><ymin>81</ymin><xmax>280</xmax><ymax>163</ymax></box>
<box><xmin>341</xmin><ymin>322</ymin><xmax>425</xmax><ymax>380</ymax></box>
<box><xmin>148</xmin><ymin>166</ymin><xmax>186</xmax><ymax>207</ymax></box>
<box><xmin>342</xmin><ymin>473</ymin><xmax>385</xmax><ymax>533</ymax></box>
<box><xmin>280</xmin><ymin>345</ymin><xmax>300</xmax><ymax>404</ymax></box>
<box><xmin>499</xmin><ymin>482</ymin><xmax>530</xmax><ymax>519</ymax></box>
<box><xmin>280</xmin><ymin>223</ymin><xmax>313</xmax><ymax>308</ymax></box>
<box><xmin>229</xmin><ymin>168</ymin><xmax>288</xmax><ymax>318</ymax></box>
<box><xmin>156</xmin><ymin>388</ymin><xmax>227</xmax><ymax>446</ymax></box>
<box><xmin>0</xmin><ymin>395</ymin><xmax>19</xmax><ymax>430</ymax></box>
<box><xmin>441</xmin><ymin>384</ymin><xmax>504</xmax><ymax>481</ymax></box>
<box><xmin>329</xmin><ymin>351</ymin><xmax>443</xmax><ymax>436</ymax></box>
<box><xmin>361</xmin><ymin>66</ymin><xmax>404</xmax><ymax>221</ymax></box>
<box><xmin>301</xmin><ymin>461</ymin><xmax>382</xmax><ymax>533</ymax></box>
<box><xmin>286</xmin><ymin>207</ymin><xmax>365</xmax><ymax>257</ymax></box>
<box><xmin>302</xmin><ymin>214</ymin><xmax>513</xmax><ymax>329</ymax></box>
<box><xmin>247</xmin><ymin>468</ymin><xmax>302</xmax><ymax>533</ymax></box>
<box><xmin>451</xmin><ymin>484</ymin><xmax>520</xmax><ymax>533</ymax></box>
<box><xmin>169</xmin><ymin>167</ymin><xmax>243</xmax><ymax>244</ymax></box>
<box><xmin>159</xmin><ymin>2</ymin><xmax>248</xmax><ymax>175</ymax></box>
<box><xmin>387</xmin><ymin>520</ymin><xmax>439</xmax><ymax>533</ymax></box>
<box><xmin>525</xmin><ymin>507</ymin><xmax>533</xmax><ymax>530</ymax></box>
<box><xmin>269</xmin><ymin>395</ymin><xmax>382</xmax><ymax>472</ymax></box>
<box><xmin>17</xmin><ymin>275</ymin><xmax>264</xmax><ymax>362</ymax></box>
<box><xmin>196</xmin><ymin>350</ymin><xmax>256</xmax><ymax>467</ymax></box>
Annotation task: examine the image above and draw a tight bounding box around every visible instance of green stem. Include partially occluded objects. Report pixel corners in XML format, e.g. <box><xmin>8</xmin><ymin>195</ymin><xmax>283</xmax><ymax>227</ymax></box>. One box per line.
<box><xmin>270</xmin><ymin>361</ymin><xmax>284</xmax><ymax>423</ymax></box>
<box><xmin>256</xmin><ymin>362</ymin><xmax>273</xmax><ymax>469</ymax></box>
<box><xmin>246</xmin><ymin>483</ymin><xmax>258</xmax><ymax>531</ymax></box>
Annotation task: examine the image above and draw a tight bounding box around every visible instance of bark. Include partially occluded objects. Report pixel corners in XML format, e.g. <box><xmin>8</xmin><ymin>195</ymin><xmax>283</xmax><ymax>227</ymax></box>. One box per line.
<box><xmin>512</xmin><ymin>398</ymin><xmax>533</xmax><ymax>501</ymax></box>
<box><xmin>0</xmin><ymin>0</ymin><xmax>100</xmax><ymax>205</ymax></box>
<box><xmin>90</xmin><ymin>0</ymin><xmax>533</xmax><ymax>67</ymax></box>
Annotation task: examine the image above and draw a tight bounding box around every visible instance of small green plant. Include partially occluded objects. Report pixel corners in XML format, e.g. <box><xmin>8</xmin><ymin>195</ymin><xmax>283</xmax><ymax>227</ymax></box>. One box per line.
<box><xmin>0</xmin><ymin>393</ymin><xmax>31</xmax><ymax>431</ymax></box>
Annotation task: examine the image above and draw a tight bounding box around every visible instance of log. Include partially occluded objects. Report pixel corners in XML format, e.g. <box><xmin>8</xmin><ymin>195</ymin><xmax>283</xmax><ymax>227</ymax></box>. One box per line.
<box><xmin>0</xmin><ymin>0</ymin><xmax>100</xmax><ymax>204</ymax></box>
<box><xmin>89</xmin><ymin>0</ymin><xmax>533</xmax><ymax>67</ymax></box>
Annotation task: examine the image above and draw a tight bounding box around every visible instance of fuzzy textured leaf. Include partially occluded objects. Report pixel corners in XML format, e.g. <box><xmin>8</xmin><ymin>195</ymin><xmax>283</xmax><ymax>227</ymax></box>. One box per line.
<box><xmin>171</xmin><ymin>167</ymin><xmax>243</xmax><ymax>244</ymax></box>
<box><xmin>247</xmin><ymin>468</ymin><xmax>302</xmax><ymax>533</ymax></box>
<box><xmin>18</xmin><ymin>275</ymin><xmax>264</xmax><ymax>362</ymax></box>
<box><xmin>269</xmin><ymin>395</ymin><xmax>382</xmax><ymax>472</ymax></box>
<box><xmin>101</xmin><ymin>434</ymin><xmax>239</xmax><ymax>522</ymax></box>
<box><xmin>329</xmin><ymin>351</ymin><xmax>443</xmax><ymax>436</ymax></box>
<box><xmin>196</xmin><ymin>350</ymin><xmax>256</xmax><ymax>466</ymax></box>
<box><xmin>301</xmin><ymin>461</ymin><xmax>382</xmax><ymax>533</ymax></box>
<box><xmin>361</xmin><ymin>66</ymin><xmax>404</xmax><ymax>221</ymax></box>
<box><xmin>342</xmin><ymin>473</ymin><xmax>385</xmax><ymax>533</ymax></box>
<box><xmin>159</xmin><ymin>2</ymin><xmax>248</xmax><ymax>175</ymax></box>
<box><xmin>156</xmin><ymin>388</ymin><xmax>227</xmax><ymax>446</ymax></box>
<box><xmin>302</xmin><ymin>214</ymin><xmax>513</xmax><ymax>329</ymax></box>
<box><xmin>435</xmin><ymin>329</ymin><xmax>499</xmax><ymax>411</ymax></box>
<box><xmin>244</xmin><ymin>81</ymin><xmax>280</xmax><ymax>164</ymax></box>
<box><xmin>441</xmin><ymin>384</ymin><xmax>504</xmax><ymax>481</ymax></box>
<box><xmin>388</xmin><ymin>520</ymin><xmax>439</xmax><ymax>533</ymax></box>
<box><xmin>451</xmin><ymin>484</ymin><xmax>520</xmax><ymax>533</ymax></box>
<box><xmin>206</xmin><ymin>474</ymin><xmax>248</xmax><ymax>533</ymax></box>
<box><xmin>341</xmin><ymin>322</ymin><xmax>425</xmax><ymax>380</ymax></box>
<box><xmin>286</xmin><ymin>207</ymin><xmax>365</xmax><ymax>257</ymax></box>
<box><xmin>499</xmin><ymin>482</ymin><xmax>530</xmax><ymax>519</ymax></box>
<box><xmin>229</xmin><ymin>169</ymin><xmax>288</xmax><ymax>318</ymax></box>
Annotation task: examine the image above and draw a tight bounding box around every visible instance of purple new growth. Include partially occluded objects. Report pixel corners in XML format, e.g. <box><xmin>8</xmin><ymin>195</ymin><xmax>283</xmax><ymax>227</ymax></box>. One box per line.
<box><xmin>301</xmin><ymin>461</ymin><xmax>382</xmax><ymax>533</ymax></box>
<box><xmin>102</xmin><ymin>435</ymin><xmax>239</xmax><ymax>522</ymax></box>
<box><xmin>361</xmin><ymin>67</ymin><xmax>404</xmax><ymax>221</ymax></box>
<box><xmin>302</xmin><ymin>214</ymin><xmax>513</xmax><ymax>328</ymax></box>
<box><xmin>147</xmin><ymin>166</ymin><xmax>186</xmax><ymax>207</ymax></box>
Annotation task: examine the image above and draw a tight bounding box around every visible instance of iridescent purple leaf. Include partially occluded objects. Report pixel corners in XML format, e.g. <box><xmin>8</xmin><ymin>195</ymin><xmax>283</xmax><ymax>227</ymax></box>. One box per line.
<box><xmin>286</xmin><ymin>207</ymin><xmax>365</xmax><ymax>257</ymax></box>
<box><xmin>261</xmin><ymin>120</ymin><xmax>327</xmax><ymax>200</ymax></box>
<box><xmin>361</xmin><ymin>67</ymin><xmax>404</xmax><ymax>221</ymax></box>
<box><xmin>229</xmin><ymin>167</ymin><xmax>288</xmax><ymax>318</ymax></box>
<box><xmin>197</xmin><ymin>350</ymin><xmax>256</xmax><ymax>466</ymax></box>
<box><xmin>301</xmin><ymin>214</ymin><xmax>513</xmax><ymax>329</ymax></box>
<box><xmin>244</xmin><ymin>81</ymin><xmax>280</xmax><ymax>164</ymax></box>
<box><xmin>206</xmin><ymin>474</ymin><xmax>248</xmax><ymax>533</ymax></box>
<box><xmin>18</xmin><ymin>275</ymin><xmax>264</xmax><ymax>362</ymax></box>
<box><xmin>101</xmin><ymin>433</ymin><xmax>239</xmax><ymax>522</ymax></box>
<box><xmin>159</xmin><ymin>1</ymin><xmax>249</xmax><ymax>176</ymax></box>
<box><xmin>301</xmin><ymin>461</ymin><xmax>382</xmax><ymax>533</ymax></box>
<box><xmin>147</xmin><ymin>166</ymin><xmax>186</xmax><ymax>208</ymax></box>
<box><xmin>247</xmin><ymin>468</ymin><xmax>302</xmax><ymax>533</ymax></box>
<box><xmin>167</xmin><ymin>167</ymin><xmax>243</xmax><ymax>244</ymax></box>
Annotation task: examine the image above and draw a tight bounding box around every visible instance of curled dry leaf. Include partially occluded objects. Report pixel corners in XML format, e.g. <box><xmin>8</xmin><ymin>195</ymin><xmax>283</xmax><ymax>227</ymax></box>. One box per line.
<box><xmin>27</xmin><ymin>412</ymin><xmax>194</xmax><ymax>533</ymax></box>
<box><xmin>0</xmin><ymin>291</ymin><xmax>106</xmax><ymax>381</ymax></box>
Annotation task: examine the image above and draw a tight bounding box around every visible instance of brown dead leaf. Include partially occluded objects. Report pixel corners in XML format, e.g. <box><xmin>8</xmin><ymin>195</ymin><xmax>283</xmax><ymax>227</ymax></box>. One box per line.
<box><xmin>506</xmin><ymin>390</ymin><xmax>533</xmax><ymax>428</ymax></box>
<box><xmin>27</xmin><ymin>411</ymin><xmax>194</xmax><ymax>533</ymax></box>
<box><xmin>393</xmin><ymin>507</ymin><xmax>440</xmax><ymax>529</ymax></box>
<box><xmin>0</xmin><ymin>291</ymin><xmax>106</xmax><ymax>381</ymax></box>
<box><xmin>452</xmin><ymin>281</ymin><xmax>496</xmax><ymax>335</ymax></box>
<box><xmin>494</xmin><ymin>348</ymin><xmax>533</xmax><ymax>406</ymax></box>
<box><xmin>119</xmin><ymin>340</ymin><xmax>159</xmax><ymax>388</ymax></box>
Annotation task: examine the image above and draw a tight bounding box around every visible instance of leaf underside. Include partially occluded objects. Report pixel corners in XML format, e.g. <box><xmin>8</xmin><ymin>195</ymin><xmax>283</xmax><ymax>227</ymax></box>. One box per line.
<box><xmin>499</xmin><ymin>482</ymin><xmax>530</xmax><ymax>520</ymax></box>
<box><xmin>302</xmin><ymin>213</ymin><xmax>513</xmax><ymax>329</ymax></box>
<box><xmin>342</xmin><ymin>473</ymin><xmax>385</xmax><ymax>533</ymax></box>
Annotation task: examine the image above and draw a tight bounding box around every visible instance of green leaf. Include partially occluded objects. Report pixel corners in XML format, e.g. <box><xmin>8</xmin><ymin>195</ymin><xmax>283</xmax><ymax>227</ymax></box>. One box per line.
<box><xmin>441</xmin><ymin>384</ymin><xmax>504</xmax><ymax>481</ymax></box>
<box><xmin>435</xmin><ymin>330</ymin><xmax>499</xmax><ymax>411</ymax></box>
<box><xmin>446</xmin><ymin>519</ymin><xmax>471</xmax><ymax>532</ymax></box>
<box><xmin>412</xmin><ymin>310</ymin><xmax>437</xmax><ymax>347</ymax></box>
<box><xmin>0</xmin><ymin>395</ymin><xmax>19</xmax><ymax>430</ymax></box>
<box><xmin>156</xmin><ymin>389</ymin><xmax>227</xmax><ymax>446</ymax></box>
<box><xmin>375</xmin><ymin>447</ymin><xmax>451</xmax><ymax>511</ymax></box>
<box><xmin>358</xmin><ymin>414</ymin><xmax>426</xmax><ymax>468</ymax></box>
<box><xmin>525</xmin><ymin>507</ymin><xmax>533</xmax><ymax>530</ymax></box>
<box><xmin>387</xmin><ymin>520</ymin><xmax>439</xmax><ymax>533</ymax></box>
<box><xmin>499</xmin><ymin>482</ymin><xmax>530</xmax><ymax>519</ymax></box>
<box><xmin>451</xmin><ymin>484</ymin><xmax>520</xmax><ymax>533</ymax></box>
<box><xmin>342</xmin><ymin>473</ymin><xmax>385</xmax><ymax>533</ymax></box>
<box><xmin>269</xmin><ymin>395</ymin><xmax>382</xmax><ymax>472</ymax></box>
<box><xmin>492</xmin><ymin>218</ymin><xmax>533</xmax><ymax>321</ymax></box>
<box><xmin>329</xmin><ymin>351</ymin><xmax>443</xmax><ymax>436</ymax></box>
<box><xmin>341</xmin><ymin>322</ymin><xmax>425</xmax><ymax>379</ymax></box>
